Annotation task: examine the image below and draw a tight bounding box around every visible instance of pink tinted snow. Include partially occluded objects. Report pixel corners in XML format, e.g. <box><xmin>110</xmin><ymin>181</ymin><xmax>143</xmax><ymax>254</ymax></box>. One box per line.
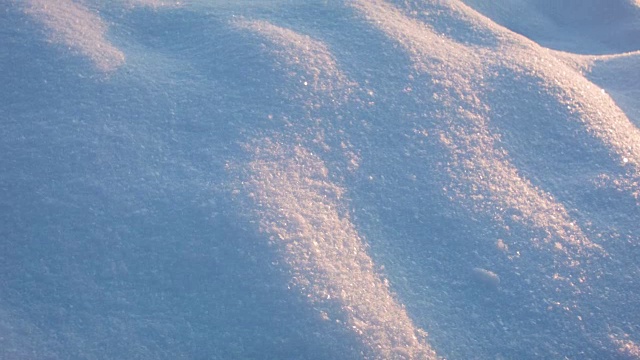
<box><xmin>24</xmin><ymin>0</ymin><xmax>125</xmax><ymax>72</ymax></box>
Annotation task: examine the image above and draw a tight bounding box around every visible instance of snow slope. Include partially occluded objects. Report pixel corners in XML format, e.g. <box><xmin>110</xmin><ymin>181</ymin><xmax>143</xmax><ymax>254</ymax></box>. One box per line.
<box><xmin>1</xmin><ymin>0</ymin><xmax>639</xmax><ymax>359</ymax></box>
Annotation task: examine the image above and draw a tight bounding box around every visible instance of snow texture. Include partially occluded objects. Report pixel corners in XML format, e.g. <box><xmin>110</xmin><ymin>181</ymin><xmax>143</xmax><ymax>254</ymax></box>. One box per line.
<box><xmin>1</xmin><ymin>0</ymin><xmax>640</xmax><ymax>359</ymax></box>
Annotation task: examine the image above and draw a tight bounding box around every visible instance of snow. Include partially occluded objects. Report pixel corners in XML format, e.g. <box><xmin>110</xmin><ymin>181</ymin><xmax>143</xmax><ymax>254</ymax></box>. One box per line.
<box><xmin>1</xmin><ymin>0</ymin><xmax>639</xmax><ymax>359</ymax></box>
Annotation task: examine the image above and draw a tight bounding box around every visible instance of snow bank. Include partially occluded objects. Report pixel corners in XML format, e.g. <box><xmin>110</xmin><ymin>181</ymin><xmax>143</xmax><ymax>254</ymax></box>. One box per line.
<box><xmin>2</xmin><ymin>0</ymin><xmax>639</xmax><ymax>359</ymax></box>
<box><xmin>461</xmin><ymin>0</ymin><xmax>640</xmax><ymax>53</ymax></box>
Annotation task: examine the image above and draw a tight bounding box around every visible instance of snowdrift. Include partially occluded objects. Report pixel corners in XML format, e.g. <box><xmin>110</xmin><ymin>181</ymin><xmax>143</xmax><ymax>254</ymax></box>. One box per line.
<box><xmin>1</xmin><ymin>0</ymin><xmax>639</xmax><ymax>359</ymax></box>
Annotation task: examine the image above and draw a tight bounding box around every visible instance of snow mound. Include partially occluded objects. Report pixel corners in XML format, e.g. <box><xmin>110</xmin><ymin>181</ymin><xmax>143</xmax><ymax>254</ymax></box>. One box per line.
<box><xmin>2</xmin><ymin>0</ymin><xmax>640</xmax><ymax>359</ymax></box>
<box><xmin>462</xmin><ymin>0</ymin><xmax>640</xmax><ymax>53</ymax></box>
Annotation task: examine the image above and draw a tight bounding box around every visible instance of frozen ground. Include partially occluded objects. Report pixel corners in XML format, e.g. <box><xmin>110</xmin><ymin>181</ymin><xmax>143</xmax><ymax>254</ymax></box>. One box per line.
<box><xmin>1</xmin><ymin>0</ymin><xmax>639</xmax><ymax>359</ymax></box>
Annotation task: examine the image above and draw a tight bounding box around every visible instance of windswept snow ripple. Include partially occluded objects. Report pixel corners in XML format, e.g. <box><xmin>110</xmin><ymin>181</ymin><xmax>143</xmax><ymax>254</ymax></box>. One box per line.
<box><xmin>4</xmin><ymin>0</ymin><xmax>640</xmax><ymax>358</ymax></box>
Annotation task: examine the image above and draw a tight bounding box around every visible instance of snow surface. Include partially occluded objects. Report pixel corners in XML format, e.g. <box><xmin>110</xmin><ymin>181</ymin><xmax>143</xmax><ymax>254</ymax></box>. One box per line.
<box><xmin>1</xmin><ymin>0</ymin><xmax>640</xmax><ymax>359</ymax></box>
